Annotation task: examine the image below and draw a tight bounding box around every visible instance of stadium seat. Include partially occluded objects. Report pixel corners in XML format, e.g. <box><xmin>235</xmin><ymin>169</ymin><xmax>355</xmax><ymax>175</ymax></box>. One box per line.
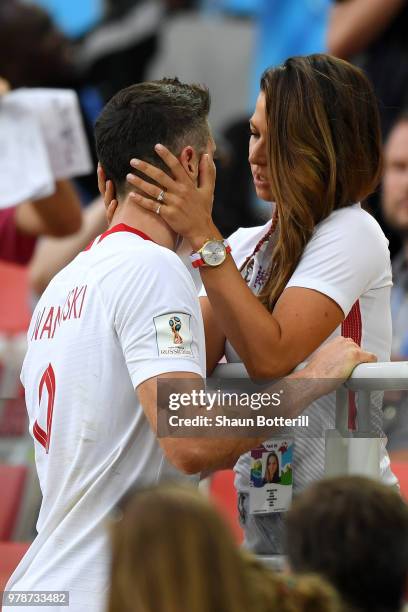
<box><xmin>209</xmin><ymin>470</ymin><xmax>243</xmax><ymax>543</ymax></box>
<box><xmin>0</xmin><ymin>262</ymin><xmax>31</xmax><ymax>334</ymax></box>
<box><xmin>0</xmin><ymin>397</ymin><xmax>27</xmax><ymax>438</ymax></box>
<box><xmin>0</xmin><ymin>541</ymin><xmax>30</xmax><ymax>590</ymax></box>
<box><xmin>0</xmin><ymin>465</ymin><xmax>27</xmax><ymax>540</ymax></box>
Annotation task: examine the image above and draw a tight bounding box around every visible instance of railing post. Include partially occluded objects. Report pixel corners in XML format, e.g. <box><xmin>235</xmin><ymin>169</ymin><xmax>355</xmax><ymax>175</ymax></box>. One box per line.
<box><xmin>357</xmin><ymin>390</ymin><xmax>372</xmax><ymax>432</ymax></box>
<box><xmin>335</xmin><ymin>385</ymin><xmax>349</xmax><ymax>435</ymax></box>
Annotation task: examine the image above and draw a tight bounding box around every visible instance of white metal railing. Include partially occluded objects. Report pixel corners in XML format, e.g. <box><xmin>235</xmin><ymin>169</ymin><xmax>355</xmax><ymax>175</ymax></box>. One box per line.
<box><xmin>212</xmin><ymin>361</ymin><xmax>408</xmax><ymax>569</ymax></box>
<box><xmin>213</xmin><ymin>361</ymin><xmax>408</xmax><ymax>390</ymax></box>
<box><xmin>212</xmin><ymin>361</ymin><xmax>408</xmax><ymax>475</ymax></box>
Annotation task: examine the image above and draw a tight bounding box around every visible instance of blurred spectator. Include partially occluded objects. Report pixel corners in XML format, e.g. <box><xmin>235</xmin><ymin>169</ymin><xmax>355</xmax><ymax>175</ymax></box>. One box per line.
<box><xmin>0</xmin><ymin>74</ymin><xmax>82</xmax><ymax>264</ymax></box>
<box><xmin>146</xmin><ymin>6</ymin><xmax>263</xmax><ymax>235</ymax></box>
<box><xmin>0</xmin><ymin>182</ymin><xmax>82</xmax><ymax>266</ymax></box>
<box><xmin>30</xmin><ymin>0</ymin><xmax>103</xmax><ymax>38</ymax></box>
<box><xmin>0</xmin><ymin>76</ymin><xmax>9</xmax><ymax>95</ymax></box>
<box><xmin>108</xmin><ymin>484</ymin><xmax>341</xmax><ymax>612</ymax></box>
<box><xmin>79</xmin><ymin>0</ymin><xmax>195</xmax><ymax>105</ymax></box>
<box><xmin>0</xmin><ymin>208</ymin><xmax>36</xmax><ymax>265</ymax></box>
<box><xmin>104</xmin><ymin>0</ymin><xmax>196</xmax><ymax>15</ymax></box>
<box><xmin>251</xmin><ymin>0</ymin><xmax>331</xmax><ymax>105</ymax></box>
<box><xmin>327</xmin><ymin>0</ymin><xmax>408</xmax><ymax>256</ymax></box>
<box><xmin>327</xmin><ymin>0</ymin><xmax>408</xmax><ymax>138</ymax></box>
<box><xmin>29</xmin><ymin>197</ymin><xmax>107</xmax><ymax>296</ymax></box>
<box><xmin>199</xmin><ymin>0</ymin><xmax>260</xmax><ymax>15</ymax></box>
<box><xmin>383</xmin><ymin>113</ymin><xmax>408</xmax><ymax>359</ymax></box>
<box><xmin>78</xmin><ymin>1</ymin><xmax>164</xmax><ymax>104</ymax></box>
<box><xmin>286</xmin><ymin>476</ymin><xmax>408</xmax><ymax>612</ymax></box>
<box><xmin>146</xmin><ymin>7</ymin><xmax>254</xmax><ymax>134</ymax></box>
<box><xmin>0</xmin><ymin>0</ymin><xmax>101</xmax><ymax>201</ymax></box>
<box><xmin>0</xmin><ymin>1</ymin><xmax>77</xmax><ymax>89</ymax></box>
<box><xmin>381</xmin><ymin>112</ymin><xmax>408</xmax><ymax>457</ymax></box>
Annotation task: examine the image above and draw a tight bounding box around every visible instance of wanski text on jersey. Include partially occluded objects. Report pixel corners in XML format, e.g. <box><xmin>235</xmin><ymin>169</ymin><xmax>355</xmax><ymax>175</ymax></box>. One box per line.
<box><xmin>31</xmin><ymin>285</ymin><xmax>88</xmax><ymax>341</ymax></box>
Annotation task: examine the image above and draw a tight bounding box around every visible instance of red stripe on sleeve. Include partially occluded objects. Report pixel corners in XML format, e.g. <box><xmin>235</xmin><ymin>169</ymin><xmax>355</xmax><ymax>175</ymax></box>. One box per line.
<box><xmin>341</xmin><ymin>301</ymin><xmax>362</xmax><ymax>430</ymax></box>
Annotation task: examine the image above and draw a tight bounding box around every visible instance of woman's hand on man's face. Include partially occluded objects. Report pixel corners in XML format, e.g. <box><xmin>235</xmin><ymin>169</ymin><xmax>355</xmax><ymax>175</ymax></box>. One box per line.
<box><xmin>125</xmin><ymin>144</ymin><xmax>218</xmax><ymax>249</ymax></box>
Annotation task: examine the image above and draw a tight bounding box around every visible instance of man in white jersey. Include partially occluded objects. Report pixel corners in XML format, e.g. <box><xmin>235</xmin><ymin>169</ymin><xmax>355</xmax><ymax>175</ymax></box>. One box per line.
<box><xmin>5</xmin><ymin>79</ymin><xmax>378</xmax><ymax>612</ymax></box>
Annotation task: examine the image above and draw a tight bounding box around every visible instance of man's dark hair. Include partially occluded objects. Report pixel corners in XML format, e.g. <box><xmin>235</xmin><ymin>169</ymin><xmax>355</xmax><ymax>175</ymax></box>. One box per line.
<box><xmin>94</xmin><ymin>78</ymin><xmax>211</xmax><ymax>196</ymax></box>
<box><xmin>286</xmin><ymin>476</ymin><xmax>408</xmax><ymax>612</ymax></box>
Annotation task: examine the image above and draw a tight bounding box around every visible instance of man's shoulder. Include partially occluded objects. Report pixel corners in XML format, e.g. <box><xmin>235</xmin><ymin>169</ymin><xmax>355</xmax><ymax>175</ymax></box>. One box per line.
<box><xmin>85</xmin><ymin>234</ymin><xmax>186</xmax><ymax>278</ymax></box>
<box><xmin>117</xmin><ymin>240</ymin><xmax>191</xmax><ymax>279</ymax></box>
<box><xmin>93</xmin><ymin>239</ymin><xmax>197</xmax><ymax>305</ymax></box>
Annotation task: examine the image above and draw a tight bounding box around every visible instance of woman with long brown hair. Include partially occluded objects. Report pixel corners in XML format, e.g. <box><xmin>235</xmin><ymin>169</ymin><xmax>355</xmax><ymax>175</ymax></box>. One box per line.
<box><xmin>121</xmin><ymin>54</ymin><xmax>396</xmax><ymax>553</ymax></box>
<box><xmin>107</xmin><ymin>484</ymin><xmax>341</xmax><ymax>612</ymax></box>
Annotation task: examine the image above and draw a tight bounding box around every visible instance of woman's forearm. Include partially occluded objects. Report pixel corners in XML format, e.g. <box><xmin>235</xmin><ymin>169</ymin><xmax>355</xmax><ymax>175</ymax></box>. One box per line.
<box><xmin>199</xmin><ymin>254</ymin><xmax>284</xmax><ymax>378</ymax></box>
<box><xmin>193</xmin><ymin>229</ymin><xmax>343</xmax><ymax>379</ymax></box>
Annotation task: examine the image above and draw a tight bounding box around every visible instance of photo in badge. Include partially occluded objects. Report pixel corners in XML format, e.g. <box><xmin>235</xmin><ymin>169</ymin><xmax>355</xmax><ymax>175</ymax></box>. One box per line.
<box><xmin>249</xmin><ymin>440</ymin><xmax>294</xmax><ymax>515</ymax></box>
<box><xmin>263</xmin><ymin>451</ymin><xmax>280</xmax><ymax>484</ymax></box>
<box><xmin>250</xmin><ymin>441</ymin><xmax>293</xmax><ymax>488</ymax></box>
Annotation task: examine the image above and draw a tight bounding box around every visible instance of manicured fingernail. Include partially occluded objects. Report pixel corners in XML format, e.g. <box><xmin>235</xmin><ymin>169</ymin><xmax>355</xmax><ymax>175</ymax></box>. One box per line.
<box><xmin>155</xmin><ymin>144</ymin><xmax>163</xmax><ymax>151</ymax></box>
<box><xmin>126</xmin><ymin>173</ymin><xmax>134</xmax><ymax>181</ymax></box>
<box><xmin>129</xmin><ymin>192</ymin><xmax>139</xmax><ymax>199</ymax></box>
<box><xmin>130</xmin><ymin>159</ymin><xmax>140</xmax><ymax>166</ymax></box>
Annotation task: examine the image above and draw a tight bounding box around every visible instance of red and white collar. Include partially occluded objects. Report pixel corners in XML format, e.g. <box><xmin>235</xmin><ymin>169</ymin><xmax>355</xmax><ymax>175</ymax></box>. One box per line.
<box><xmin>84</xmin><ymin>223</ymin><xmax>154</xmax><ymax>251</ymax></box>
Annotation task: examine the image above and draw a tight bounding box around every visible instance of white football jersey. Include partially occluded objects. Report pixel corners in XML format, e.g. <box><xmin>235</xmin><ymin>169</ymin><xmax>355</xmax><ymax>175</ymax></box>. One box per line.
<box><xmin>6</xmin><ymin>223</ymin><xmax>206</xmax><ymax>611</ymax></box>
<box><xmin>222</xmin><ymin>204</ymin><xmax>396</xmax><ymax>495</ymax></box>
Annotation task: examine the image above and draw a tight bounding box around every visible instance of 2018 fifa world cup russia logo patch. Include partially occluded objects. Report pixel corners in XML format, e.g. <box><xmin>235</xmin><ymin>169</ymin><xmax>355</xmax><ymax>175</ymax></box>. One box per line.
<box><xmin>169</xmin><ymin>316</ymin><xmax>183</xmax><ymax>344</ymax></box>
<box><xmin>153</xmin><ymin>312</ymin><xmax>192</xmax><ymax>357</ymax></box>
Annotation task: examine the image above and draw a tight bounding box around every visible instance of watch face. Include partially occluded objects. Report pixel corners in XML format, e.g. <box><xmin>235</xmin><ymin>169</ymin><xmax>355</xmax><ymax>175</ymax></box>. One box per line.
<box><xmin>201</xmin><ymin>241</ymin><xmax>227</xmax><ymax>266</ymax></box>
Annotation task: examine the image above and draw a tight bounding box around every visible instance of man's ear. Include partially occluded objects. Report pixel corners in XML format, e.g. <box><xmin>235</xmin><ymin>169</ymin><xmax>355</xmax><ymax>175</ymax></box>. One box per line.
<box><xmin>97</xmin><ymin>163</ymin><xmax>118</xmax><ymax>223</ymax></box>
<box><xmin>179</xmin><ymin>146</ymin><xmax>199</xmax><ymax>182</ymax></box>
<box><xmin>105</xmin><ymin>183</ymin><xmax>117</xmax><ymax>224</ymax></box>
<box><xmin>97</xmin><ymin>163</ymin><xmax>108</xmax><ymax>198</ymax></box>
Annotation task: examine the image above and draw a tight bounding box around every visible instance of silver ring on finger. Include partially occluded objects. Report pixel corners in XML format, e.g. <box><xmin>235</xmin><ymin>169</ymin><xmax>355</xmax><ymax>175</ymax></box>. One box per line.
<box><xmin>156</xmin><ymin>203</ymin><xmax>162</xmax><ymax>215</ymax></box>
<box><xmin>157</xmin><ymin>189</ymin><xmax>165</xmax><ymax>203</ymax></box>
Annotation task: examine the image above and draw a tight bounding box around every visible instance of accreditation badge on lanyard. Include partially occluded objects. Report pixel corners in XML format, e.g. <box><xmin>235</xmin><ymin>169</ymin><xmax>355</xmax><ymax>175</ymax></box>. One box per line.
<box><xmin>249</xmin><ymin>439</ymin><xmax>293</xmax><ymax>515</ymax></box>
<box><xmin>242</xmin><ymin>213</ymin><xmax>294</xmax><ymax>515</ymax></box>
